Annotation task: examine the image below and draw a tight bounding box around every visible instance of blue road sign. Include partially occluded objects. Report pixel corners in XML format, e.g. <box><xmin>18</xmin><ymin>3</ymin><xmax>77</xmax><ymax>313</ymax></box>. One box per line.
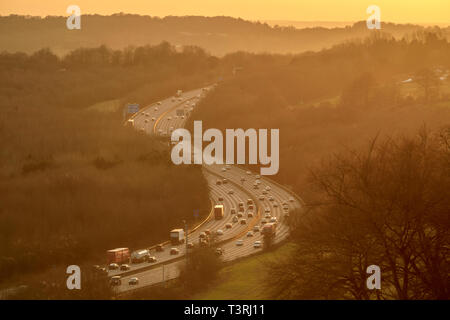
<box><xmin>127</xmin><ymin>103</ymin><xmax>139</xmax><ymax>114</ymax></box>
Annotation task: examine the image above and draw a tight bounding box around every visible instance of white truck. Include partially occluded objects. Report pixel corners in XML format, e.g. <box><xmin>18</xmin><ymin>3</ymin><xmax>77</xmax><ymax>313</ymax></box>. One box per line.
<box><xmin>131</xmin><ymin>249</ymin><xmax>150</xmax><ymax>263</ymax></box>
<box><xmin>170</xmin><ymin>229</ymin><xmax>185</xmax><ymax>245</ymax></box>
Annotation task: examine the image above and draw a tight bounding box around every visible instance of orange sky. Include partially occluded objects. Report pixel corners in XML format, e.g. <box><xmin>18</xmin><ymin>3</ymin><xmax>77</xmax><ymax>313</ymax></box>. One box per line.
<box><xmin>1</xmin><ymin>0</ymin><xmax>449</xmax><ymax>24</ymax></box>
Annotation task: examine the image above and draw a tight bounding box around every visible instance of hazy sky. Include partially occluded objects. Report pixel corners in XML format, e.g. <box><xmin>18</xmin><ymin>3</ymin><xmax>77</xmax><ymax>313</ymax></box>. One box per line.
<box><xmin>1</xmin><ymin>0</ymin><xmax>449</xmax><ymax>24</ymax></box>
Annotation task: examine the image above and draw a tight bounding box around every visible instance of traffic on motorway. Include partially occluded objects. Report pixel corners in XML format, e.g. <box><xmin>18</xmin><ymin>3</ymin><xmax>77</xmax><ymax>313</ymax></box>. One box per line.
<box><xmin>95</xmin><ymin>86</ymin><xmax>302</xmax><ymax>292</ymax></box>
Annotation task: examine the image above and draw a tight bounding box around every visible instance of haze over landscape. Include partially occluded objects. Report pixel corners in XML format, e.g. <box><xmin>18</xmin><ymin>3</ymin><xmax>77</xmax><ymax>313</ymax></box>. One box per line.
<box><xmin>0</xmin><ymin>0</ymin><xmax>448</xmax><ymax>303</ymax></box>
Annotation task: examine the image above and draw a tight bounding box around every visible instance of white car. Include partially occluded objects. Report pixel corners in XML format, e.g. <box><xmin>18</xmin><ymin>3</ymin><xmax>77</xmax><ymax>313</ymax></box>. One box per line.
<box><xmin>110</xmin><ymin>276</ymin><xmax>121</xmax><ymax>286</ymax></box>
<box><xmin>120</xmin><ymin>264</ymin><xmax>130</xmax><ymax>271</ymax></box>
<box><xmin>269</xmin><ymin>196</ymin><xmax>274</xmax><ymax>201</ymax></box>
<box><xmin>265</xmin><ymin>208</ymin><xmax>271</xmax><ymax>214</ymax></box>
<box><xmin>246</xmin><ymin>171</ymin><xmax>251</xmax><ymax>175</ymax></box>
<box><xmin>256</xmin><ymin>175</ymin><xmax>261</xmax><ymax>179</ymax></box>
<box><xmin>270</xmin><ymin>217</ymin><xmax>278</xmax><ymax>223</ymax></box>
<box><xmin>157</xmin><ymin>102</ymin><xmax>162</xmax><ymax>105</ymax></box>
<box><xmin>216</xmin><ymin>229</ymin><xmax>224</xmax><ymax>235</ymax></box>
<box><xmin>129</xmin><ymin>277</ymin><xmax>139</xmax><ymax>285</ymax></box>
<box><xmin>225</xmin><ymin>223</ymin><xmax>232</xmax><ymax>229</ymax></box>
<box><xmin>246</xmin><ymin>231</ymin><xmax>254</xmax><ymax>237</ymax></box>
<box><xmin>254</xmin><ymin>241</ymin><xmax>262</xmax><ymax>248</ymax></box>
<box><xmin>228</xmin><ymin>189</ymin><xmax>234</xmax><ymax>195</ymax></box>
<box><xmin>154</xmin><ymin>107</ymin><xmax>158</xmax><ymax>111</ymax></box>
<box><xmin>236</xmin><ymin>240</ymin><xmax>244</xmax><ymax>246</ymax></box>
<box><xmin>259</xmin><ymin>195</ymin><xmax>265</xmax><ymax>201</ymax></box>
<box><xmin>265</xmin><ymin>186</ymin><xmax>271</xmax><ymax>191</ymax></box>
<box><xmin>221</xmin><ymin>167</ymin><xmax>227</xmax><ymax>172</ymax></box>
<box><xmin>108</xmin><ymin>263</ymin><xmax>119</xmax><ymax>270</ymax></box>
<box><xmin>170</xmin><ymin>248</ymin><xmax>180</xmax><ymax>255</ymax></box>
<box><xmin>151</xmin><ymin>117</ymin><xmax>156</xmax><ymax>121</ymax></box>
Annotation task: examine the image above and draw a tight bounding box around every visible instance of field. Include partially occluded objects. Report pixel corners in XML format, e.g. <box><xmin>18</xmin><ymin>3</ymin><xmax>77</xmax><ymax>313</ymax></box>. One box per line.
<box><xmin>192</xmin><ymin>243</ymin><xmax>297</xmax><ymax>300</ymax></box>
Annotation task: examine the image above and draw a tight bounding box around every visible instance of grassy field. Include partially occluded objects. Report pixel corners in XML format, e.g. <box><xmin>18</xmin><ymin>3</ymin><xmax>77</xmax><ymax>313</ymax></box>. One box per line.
<box><xmin>192</xmin><ymin>243</ymin><xmax>297</xmax><ymax>300</ymax></box>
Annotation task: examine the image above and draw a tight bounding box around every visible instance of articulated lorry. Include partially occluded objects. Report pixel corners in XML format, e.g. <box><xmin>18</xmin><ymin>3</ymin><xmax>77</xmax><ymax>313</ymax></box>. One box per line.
<box><xmin>107</xmin><ymin>248</ymin><xmax>130</xmax><ymax>264</ymax></box>
<box><xmin>170</xmin><ymin>229</ymin><xmax>185</xmax><ymax>245</ymax></box>
<box><xmin>214</xmin><ymin>205</ymin><xmax>224</xmax><ymax>220</ymax></box>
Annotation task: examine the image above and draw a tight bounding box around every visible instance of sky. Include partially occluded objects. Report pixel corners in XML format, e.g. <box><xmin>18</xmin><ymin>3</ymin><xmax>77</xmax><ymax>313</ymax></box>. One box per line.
<box><xmin>1</xmin><ymin>0</ymin><xmax>449</xmax><ymax>24</ymax></box>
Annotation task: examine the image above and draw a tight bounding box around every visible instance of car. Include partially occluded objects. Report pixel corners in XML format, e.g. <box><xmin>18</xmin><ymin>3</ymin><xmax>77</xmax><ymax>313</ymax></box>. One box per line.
<box><xmin>246</xmin><ymin>231</ymin><xmax>254</xmax><ymax>237</ymax></box>
<box><xmin>273</xmin><ymin>202</ymin><xmax>278</xmax><ymax>208</ymax></box>
<box><xmin>237</xmin><ymin>212</ymin><xmax>243</xmax><ymax>218</ymax></box>
<box><xmin>110</xmin><ymin>276</ymin><xmax>121</xmax><ymax>286</ymax></box>
<box><xmin>232</xmin><ymin>216</ymin><xmax>239</xmax><ymax>223</ymax></box>
<box><xmin>218</xmin><ymin>196</ymin><xmax>224</xmax><ymax>201</ymax></box>
<box><xmin>98</xmin><ymin>267</ymin><xmax>108</xmax><ymax>275</ymax></box>
<box><xmin>223</xmin><ymin>179</ymin><xmax>228</xmax><ymax>184</ymax></box>
<box><xmin>283</xmin><ymin>206</ymin><xmax>289</xmax><ymax>211</ymax></box>
<box><xmin>144</xmin><ymin>119</ymin><xmax>149</xmax><ymax>123</ymax></box>
<box><xmin>262</xmin><ymin>190</ymin><xmax>268</xmax><ymax>195</ymax></box>
<box><xmin>108</xmin><ymin>263</ymin><xmax>119</xmax><ymax>270</ymax></box>
<box><xmin>225</xmin><ymin>165</ymin><xmax>231</xmax><ymax>170</ymax></box>
<box><xmin>167</xmin><ymin>117</ymin><xmax>172</xmax><ymax>121</ymax></box>
<box><xmin>199</xmin><ymin>239</ymin><xmax>208</xmax><ymax>247</ymax></box>
<box><xmin>265</xmin><ymin>213</ymin><xmax>271</xmax><ymax>219</ymax></box>
<box><xmin>154</xmin><ymin>107</ymin><xmax>158</xmax><ymax>111</ymax></box>
<box><xmin>238</xmin><ymin>206</ymin><xmax>245</xmax><ymax>212</ymax></box>
<box><xmin>240</xmin><ymin>219</ymin><xmax>247</xmax><ymax>225</ymax></box>
<box><xmin>247</xmin><ymin>199</ymin><xmax>253</xmax><ymax>205</ymax></box>
<box><xmin>128</xmin><ymin>277</ymin><xmax>139</xmax><ymax>285</ymax></box>
<box><xmin>216</xmin><ymin>180</ymin><xmax>222</xmax><ymax>185</ymax></box>
<box><xmin>282</xmin><ymin>201</ymin><xmax>288</xmax><ymax>207</ymax></box>
<box><xmin>156</xmin><ymin>244</ymin><xmax>164</xmax><ymax>252</ymax></box>
<box><xmin>187</xmin><ymin>242</ymin><xmax>194</xmax><ymax>249</ymax></box>
<box><xmin>204</xmin><ymin>229</ymin><xmax>211</xmax><ymax>235</ymax></box>
<box><xmin>240</xmin><ymin>177</ymin><xmax>246</xmax><ymax>182</ymax></box>
<box><xmin>151</xmin><ymin>117</ymin><xmax>156</xmax><ymax>121</ymax></box>
<box><xmin>216</xmin><ymin>229</ymin><xmax>224</xmax><ymax>236</ymax></box>
<box><xmin>199</xmin><ymin>232</ymin><xmax>207</xmax><ymax>239</ymax></box>
<box><xmin>144</xmin><ymin>112</ymin><xmax>149</xmax><ymax>117</ymax></box>
<box><xmin>246</xmin><ymin>171</ymin><xmax>251</xmax><ymax>175</ymax></box>
<box><xmin>158</xmin><ymin>129</ymin><xmax>163</xmax><ymax>134</ymax></box>
<box><xmin>221</xmin><ymin>167</ymin><xmax>227</xmax><ymax>172</ymax></box>
<box><xmin>225</xmin><ymin>223</ymin><xmax>232</xmax><ymax>229</ymax></box>
<box><xmin>265</xmin><ymin>186</ymin><xmax>271</xmax><ymax>191</ymax></box>
<box><xmin>253</xmin><ymin>225</ymin><xmax>260</xmax><ymax>232</ymax></box>
<box><xmin>148</xmin><ymin>256</ymin><xmax>157</xmax><ymax>263</ymax></box>
<box><xmin>247</xmin><ymin>212</ymin><xmax>254</xmax><ymax>218</ymax></box>
<box><xmin>256</xmin><ymin>175</ymin><xmax>261</xmax><ymax>179</ymax></box>
<box><xmin>270</xmin><ymin>217</ymin><xmax>278</xmax><ymax>223</ymax></box>
<box><xmin>228</xmin><ymin>189</ymin><xmax>234</xmax><ymax>195</ymax></box>
<box><xmin>236</xmin><ymin>240</ymin><xmax>244</xmax><ymax>246</ymax></box>
<box><xmin>261</xmin><ymin>219</ymin><xmax>267</xmax><ymax>225</ymax></box>
<box><xmin>230</xmin><ymin>208</ymin><xmax>236</xmax><ymax>215</ymax></box>
<box><xmin>157</xmin><ymin>102</ymin><xmax>162</xmax><ymax>105</ymax></box>
<box><xmin>239</xmin><ymin>202</ymin><xmax>244</xmax><ymax>208</ymax></box>
<box><xmin>215</xmin><ymin>248</ymin><xmax>224</xmax><ymax>255</ymax></box>
<box><xmin>289</xmin><ymin>197</ymin><xmax>295</xmax><ymax>202</ymax></box>
<box><xmin>259</xmin><ymin>195</ymin><xmax>265</xmax><ymax>201</ymax></box>
<box><xmin>253</xmin><ymin>184</ymin><xmax>259</xmax><ymax>189</ymax></box>
<box><xmin>170</xmin><ymin>248</ymin><xmax>180</xmax><ymax>255</ymax></box>
<box><xmin>92</xmin><ymin>265</ymin><xmax>100</xmax><ymax>271</ymax></box>
<box><xmin>269</xmin><ymin>196</ymin><xmax>274</xmax><ymax>201</ymax></box>
<box><xmin>120</xmin><ymin>264</ymin><xmax>130</xmax><ymax>271</ymax></box>
<box><xmin>248</xmin><ymin>204</ymin><xmax>254</xmax><ymax>210</ymax></box>
<box><xmin>254</xmin><ymin>241</ymin><xmax>262</xmax><ymax>248</ymax></box>
<box><xmin>265</xmin><ymin>208</ymin><xmax>271</xmax><ymax>214</ymax></box>
<box><xmin>255</xmin><ymin>180</ymin><xmax>261</xmax><ymax>185</ymax></box>
<box><xmin>181</xmin><ymin>116</ymin><xmax>185</xmax><ymax>119</ymax></box>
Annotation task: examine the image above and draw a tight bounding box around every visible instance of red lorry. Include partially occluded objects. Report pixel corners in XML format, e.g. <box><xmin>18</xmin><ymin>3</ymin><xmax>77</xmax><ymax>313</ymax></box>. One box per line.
<box><xmin>107</xmin><ymin>248</ymin><xmax>130</xmax><ymax>264</ymax></box>
<box><xmin>261</xmin><ymin>223</ymin><xmax>277</xmax><ymax>237</ymax></box>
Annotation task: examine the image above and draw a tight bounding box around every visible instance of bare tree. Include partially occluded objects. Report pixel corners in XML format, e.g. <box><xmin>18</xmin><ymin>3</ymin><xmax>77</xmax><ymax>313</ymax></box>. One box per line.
<box><xmin>267</xmin><ymin>128</ymin><xmax>450</xmax><ymax>299</ymax></box>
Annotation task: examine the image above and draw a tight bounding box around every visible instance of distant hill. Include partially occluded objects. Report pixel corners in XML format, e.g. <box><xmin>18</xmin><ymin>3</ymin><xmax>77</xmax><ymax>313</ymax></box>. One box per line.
<box><xmin>1</xmin><ymin>14</ymin><xmax>449</xmax><ymax>55</ymax></box>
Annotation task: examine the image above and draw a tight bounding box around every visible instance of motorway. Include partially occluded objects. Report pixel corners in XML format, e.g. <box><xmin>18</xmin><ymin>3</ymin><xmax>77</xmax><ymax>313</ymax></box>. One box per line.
<box><xmin>112</xmin><ymin>86</ymin><xmax>302</xmax><ymax>293</ymax></box>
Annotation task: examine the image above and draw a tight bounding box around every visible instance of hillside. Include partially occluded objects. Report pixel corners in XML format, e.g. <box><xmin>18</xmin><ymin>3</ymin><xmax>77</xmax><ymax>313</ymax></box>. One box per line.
<box><xmin>1</xmin><ymin>14</ymin><xmax>449</xmax><ymax>55</ymax></box>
